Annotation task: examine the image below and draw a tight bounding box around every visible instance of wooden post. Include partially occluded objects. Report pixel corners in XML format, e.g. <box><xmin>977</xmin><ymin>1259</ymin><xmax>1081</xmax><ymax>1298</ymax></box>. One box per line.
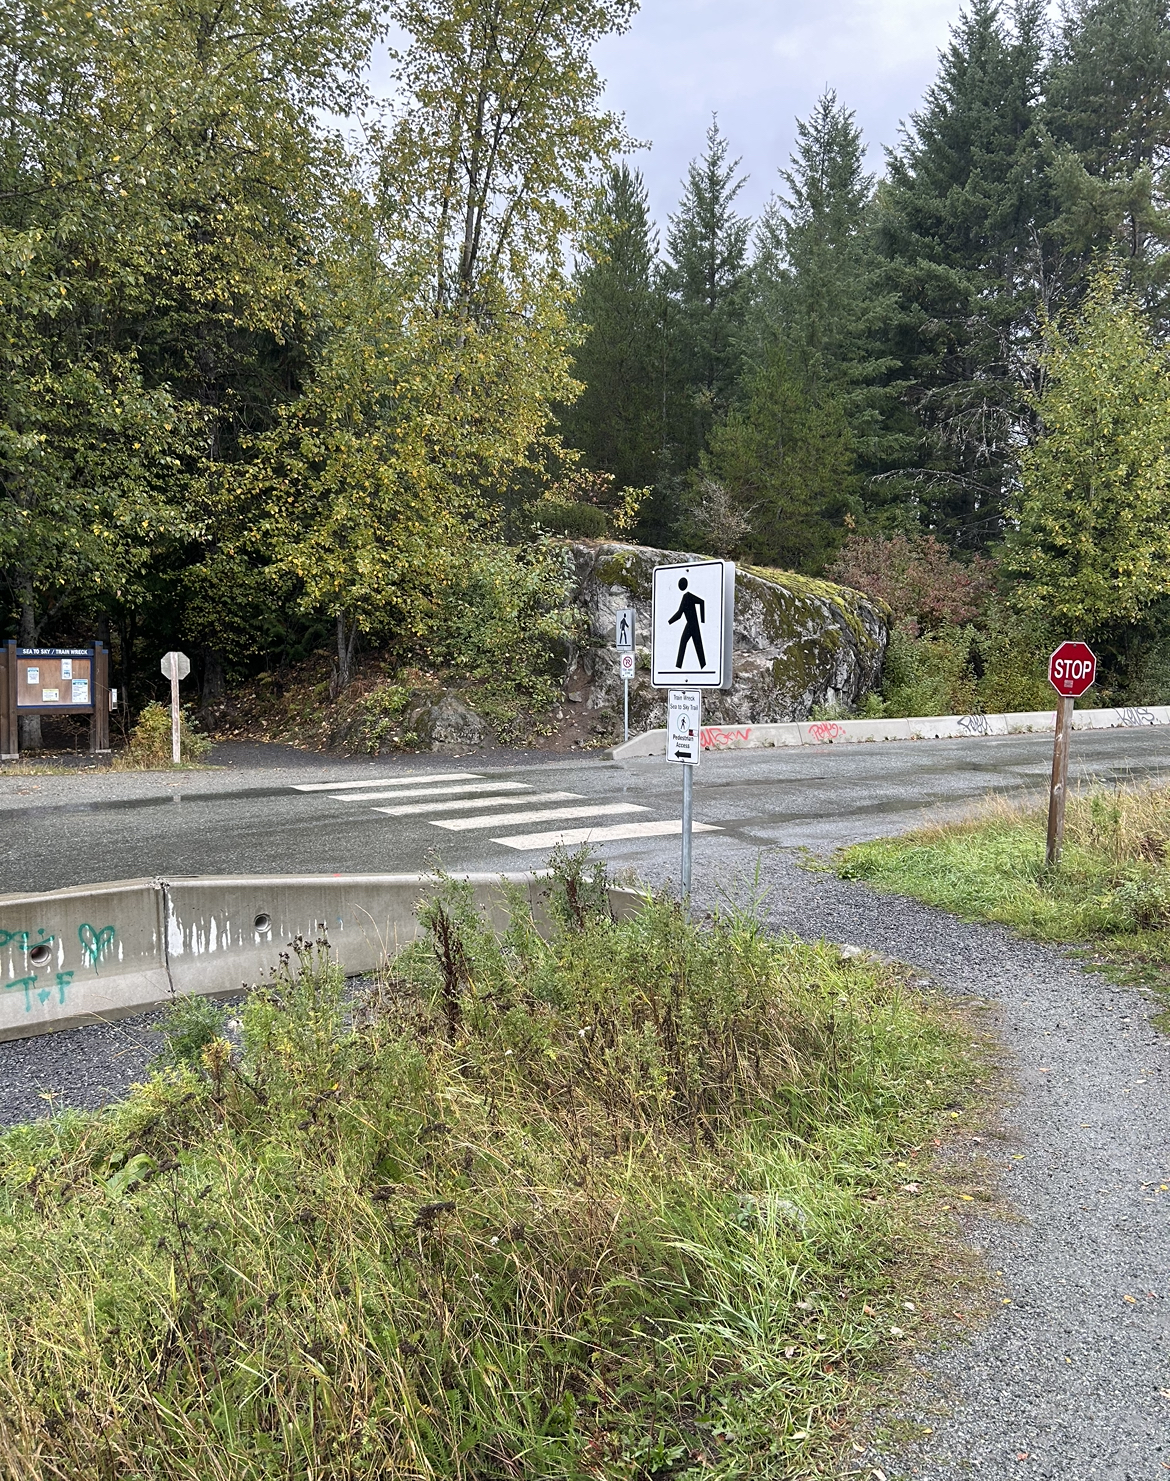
<box><xmin>170</xmin><ymin>663</ymin><xmax>181</xmax><ymax>765</ymax></box>
<box><xmin>1045</xmin><ymin>695</ymin><xmax>1075</xmax><ymax>868</ymax></box>
<box><xmin>0</xmin><ymin>641</ymin><xmax>14</xmax><ymax>761</ymax></box>
<box><xmin>91</xmin><ymin>643</ymin><xmax>111</xmax><ymax>755</ymax></box>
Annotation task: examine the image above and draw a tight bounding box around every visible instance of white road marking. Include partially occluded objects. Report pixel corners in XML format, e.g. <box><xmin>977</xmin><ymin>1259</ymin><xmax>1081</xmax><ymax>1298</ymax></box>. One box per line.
<box><xmin>433</xmin><ymin>803</ymin><xmax>649</xmax><ymax>832</ymax></box>
<box><xmin>293</xmin><ymin>773</ymin><xmax>481</xmax><ymax>792</ymax></box>
<box><xmin>331</xmin><ymin>781</ymin><xmax>531</xmax><ymax>803</ymax></box>
<box><xmin>373</xmin><ymin>791</ymin><xmax>582</xmax><ymax>817</ymax></box>
<box><xmin>495</xmin><ymin>820</ymin><xmax>722</xmax><ymax>850</ymax></box>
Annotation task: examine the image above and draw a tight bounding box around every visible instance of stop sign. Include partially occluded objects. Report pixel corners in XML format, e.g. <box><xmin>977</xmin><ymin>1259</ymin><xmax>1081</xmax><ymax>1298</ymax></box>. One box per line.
<box><xmin>1049</xmin><ymin>641</ymin><xmax>1096</xmax><ymax>697</ymax></box>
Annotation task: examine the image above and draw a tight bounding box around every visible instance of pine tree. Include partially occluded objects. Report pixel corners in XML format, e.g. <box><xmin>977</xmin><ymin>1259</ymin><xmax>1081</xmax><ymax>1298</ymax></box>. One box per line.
<box><xmin>559</xmin><ymin>164</ymin><xmax>662</xmax><ymax>497</ymax></box>
<box><xmin>753</xmin><ymin>90</ymin><xmax>905</xmax><ymax>483</ymax></box>
<box><xmin>1045</xmin><ymin>0</ymin><xmax>1170</xmax><ymax>325</ymax></box>
<box><xmin>664</xmin><ymin>118</ymin><xmax>752</xmax><ymax>467</ymax></box>
<box><xmin>699</xmin><ymin>338</ymin><xmax>858</xmax><ymax>572</ymax></box>
<box><xmin>876</xmin><ymin>0</ymin><xmax>1052</xmax><ymax>546</ymax></box>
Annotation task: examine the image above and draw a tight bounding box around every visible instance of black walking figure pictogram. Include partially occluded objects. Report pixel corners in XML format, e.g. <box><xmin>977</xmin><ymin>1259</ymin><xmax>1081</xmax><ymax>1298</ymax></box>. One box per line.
<box><xmin>617</xmin><ymin>611</ymin><xmax>630</xmax><ymax>646</ymax></box>
<box><xmin>668</xmin><ymin>578</ymin><xmax>706</xmax><ymax>669</ymax></box>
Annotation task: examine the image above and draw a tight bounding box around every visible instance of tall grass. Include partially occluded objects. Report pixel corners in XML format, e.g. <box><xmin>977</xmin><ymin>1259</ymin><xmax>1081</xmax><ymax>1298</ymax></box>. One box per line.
<box><xmin>838</xmin><ymin>780</ymin><xmax>1170</xmax><ymax>967</ymax></box>
<box><xmin>0</xmin><ymin>855</ymin><xmax>977</xmax><ymax>1479</ymax></box>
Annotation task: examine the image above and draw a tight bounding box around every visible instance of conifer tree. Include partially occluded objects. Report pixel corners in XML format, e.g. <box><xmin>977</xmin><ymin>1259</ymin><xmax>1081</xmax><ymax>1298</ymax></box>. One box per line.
<box><xmin>664</xmin><ymin>119</ymin><xmax>752</xmax><ymax>466</ymax></box>
<box><xmin>1045</xmin><ymin>0</ymin><xmax>1170</xmax><ymax>324</ymax></box>
<box><xmin>699</xmin><ymin>340</ymin><xmax>858</xmax><ymax>572</ymax></box>
<box><xmin>876</xmin><ymin>0</ymin><xmax>1052</xmax><ymax>546</ymax></box>
<box><xmin>560</xmin><ymin>164</ymin><xmax>662</xmax><ymax>497</ymax></box>
<box><xmin>753</xmin><ymin>90</ymin><xmax>905</xmax><ymax>482</ymax></box>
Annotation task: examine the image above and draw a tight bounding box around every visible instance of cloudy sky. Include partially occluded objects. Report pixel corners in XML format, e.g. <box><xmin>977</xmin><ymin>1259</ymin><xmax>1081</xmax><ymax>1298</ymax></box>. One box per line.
<box><xmin>594</xmin><ymin>0</ymin><xmax>969</xmax><ymax>227</ymax></box>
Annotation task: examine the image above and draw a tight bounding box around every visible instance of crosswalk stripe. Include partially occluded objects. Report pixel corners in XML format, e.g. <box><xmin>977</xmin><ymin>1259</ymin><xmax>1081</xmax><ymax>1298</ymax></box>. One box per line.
<box><xmin>373</xmin><ymin>790</ymin><xmax>582</xmax><ymax>818</ymax></box>
<box><xmin>433</xmin><ymin>803</ymin><xmax>649</xmax><ymax>833</ymax></box>
<box><xmin>292</xmin><ymin>773</ymin><xmax>481</xmax><ymax>792</ymax></box>
<box><xmin>495</xmin><ymin>820</ymin><xmax>722</xmax><ymax>850</ymax></box>
<box><xmin>330</xmin><ymin>780</ymin><xmax>531</xmax><ymax>803</ymax></box>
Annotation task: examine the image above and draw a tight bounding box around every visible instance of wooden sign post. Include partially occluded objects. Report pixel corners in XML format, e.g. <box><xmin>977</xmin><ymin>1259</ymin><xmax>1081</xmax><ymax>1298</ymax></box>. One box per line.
<box><xmin>1045</xmin><ymin>641</ymin><xmax>1097</xmax><ymax>868</ymax></box>
<box><xmin>160</xmin><ymin>651</ymin><xmax>191</xmax><ymax>765</ymax></box>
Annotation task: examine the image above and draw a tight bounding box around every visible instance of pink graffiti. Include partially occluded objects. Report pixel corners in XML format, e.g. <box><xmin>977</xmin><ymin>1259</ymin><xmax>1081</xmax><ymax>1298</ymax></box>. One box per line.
<box><xmin>807</xmin><ymin>721</ymin><xmax>846</xmax><ymax>742</ymax></box>
<box><xmin>700</xmin><ymin>726</ymin><xmax>753</xmax><ymax>749</ymax></box>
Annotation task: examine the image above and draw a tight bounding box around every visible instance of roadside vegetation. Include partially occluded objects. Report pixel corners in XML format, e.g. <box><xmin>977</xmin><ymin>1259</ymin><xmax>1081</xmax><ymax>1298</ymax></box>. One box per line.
<box><xmin>0</xmin><ymin>855</ymin><xmax>983</xmax><ymax>1478</ymax></box>
<box><xmin>837</xmin><ymin>783</ymin><xmax>1170</xmax><ymax>996</ymax></box>
<box><xmin>10</xmin><ymin>0</ymin><xmax>1170</xmax><ymax>742</ymax></box>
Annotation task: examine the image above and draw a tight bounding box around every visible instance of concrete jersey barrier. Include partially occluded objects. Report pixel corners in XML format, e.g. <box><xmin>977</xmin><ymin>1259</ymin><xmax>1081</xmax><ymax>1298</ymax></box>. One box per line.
<box><xmin>613</xmin><ymin>703</ymin><xmax>1170</xmax><ymax>758</ymax></box>
<box><xmin>0</xmin><ymin>873</ymin><xmax>644</xmax><ymax>1043</ymax></box>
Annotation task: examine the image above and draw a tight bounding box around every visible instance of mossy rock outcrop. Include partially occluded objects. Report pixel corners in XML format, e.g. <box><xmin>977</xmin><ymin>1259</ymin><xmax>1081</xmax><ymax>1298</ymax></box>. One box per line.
<box><xmin>566</xmin><ymin>541</ymin><xmax>889</xmax><ymax>729</ymax></box>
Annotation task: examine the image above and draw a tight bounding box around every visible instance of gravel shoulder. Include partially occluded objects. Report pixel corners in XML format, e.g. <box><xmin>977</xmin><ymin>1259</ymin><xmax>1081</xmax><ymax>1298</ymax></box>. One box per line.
<box><xmin>717</xmin><ymin>851</ymin><xmax>1169</xmax><ymax>1481</ymax></box>
<box><xmin>2</xmin><ymin>842</ymin><xmax>1167</xmax><ymax>1475</ymax></box>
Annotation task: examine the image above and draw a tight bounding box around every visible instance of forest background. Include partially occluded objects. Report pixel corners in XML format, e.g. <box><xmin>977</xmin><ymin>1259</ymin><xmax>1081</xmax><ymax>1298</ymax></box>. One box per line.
<box><xmin>6</xmin><ymin>0</ymin><xmax>1170</xmax><ymax>745</ymax></box>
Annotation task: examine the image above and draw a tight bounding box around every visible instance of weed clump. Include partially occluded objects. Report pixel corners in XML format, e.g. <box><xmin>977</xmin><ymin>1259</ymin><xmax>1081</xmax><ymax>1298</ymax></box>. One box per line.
<box><xmin>118</xmin><ymin>700</ymin><xmax>212</xmax><ymax>767</ymax></box>
<box><xmin>0</xmin><ymin>857</ymin><xmax>975</xmax><ymax>1478</ymax></box>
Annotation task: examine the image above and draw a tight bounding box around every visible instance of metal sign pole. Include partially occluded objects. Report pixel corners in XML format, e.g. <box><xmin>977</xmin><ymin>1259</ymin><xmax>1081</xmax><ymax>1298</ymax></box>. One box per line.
<box><xmin>681</xmin><ymin>761</ymin><xmax>693</xmax><ymax>896</ymax></box>
<box><xmin>651</xmin><ymin>564</ymin><xmax>732</xmax><ymax>905</ymax></box>
<box><xmin>623</xmin><ymin>677</ymin><xmax>629</xmax><ymax>743</ymax></box>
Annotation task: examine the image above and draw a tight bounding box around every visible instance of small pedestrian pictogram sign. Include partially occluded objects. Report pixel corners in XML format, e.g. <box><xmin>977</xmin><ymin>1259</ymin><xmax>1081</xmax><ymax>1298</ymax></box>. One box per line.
<box><xmin>614</xmin><ymin>608</ymin><xmax>635</xmax><ymax>652</ymax></box>
<box><xmin>651</xmin><ymin>561</ymin><xmax>733</xmax><ymax>688</ymax></box>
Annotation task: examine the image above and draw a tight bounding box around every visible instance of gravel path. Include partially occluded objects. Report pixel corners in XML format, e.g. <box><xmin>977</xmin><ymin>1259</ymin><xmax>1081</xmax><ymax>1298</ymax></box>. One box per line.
<box><xmin>2</xmin><ymin>849</ymin><xmax>1167</xmax><ymax>1475</ymax></box>
<box><xmin>719</xmin><ymin>851</ymin><xmax>1169</xmax><ymax>1481</ymax></box>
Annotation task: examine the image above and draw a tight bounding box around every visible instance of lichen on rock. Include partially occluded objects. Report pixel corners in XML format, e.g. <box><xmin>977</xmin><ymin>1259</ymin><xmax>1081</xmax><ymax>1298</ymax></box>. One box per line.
<box><xmin>564</xmin><ymin>540</ymin><xmax>889</xmax><ymax>728</ymax></box>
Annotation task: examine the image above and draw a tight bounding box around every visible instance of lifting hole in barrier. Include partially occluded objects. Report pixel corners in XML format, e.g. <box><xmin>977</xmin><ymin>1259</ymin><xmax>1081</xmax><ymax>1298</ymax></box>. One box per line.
<box><xmin>29</xmin><ymin>944</ymin><xmax>52</xmax><ymax>967</ymax></box>
<box><xmin>253</xmin><ymin>913</ymin><xmax>271</xmax><ymax>933</ymax></box>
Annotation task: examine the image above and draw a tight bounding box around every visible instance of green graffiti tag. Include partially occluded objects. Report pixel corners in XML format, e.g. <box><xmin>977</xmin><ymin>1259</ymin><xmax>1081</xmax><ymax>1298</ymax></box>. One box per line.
<box><xmin>0</xmin><ymin>930</ymin><xmax>30</xmax><ymax>952</ymax></box>
<box><xmin>4</xmin><ymin>971</ymin><xmax>74</xmax><ymax>1012</ymax></box>
<box><xmin>78</xmin><ymin>924</ymin><xmax>116</xmax><ymax>970</ymax></box>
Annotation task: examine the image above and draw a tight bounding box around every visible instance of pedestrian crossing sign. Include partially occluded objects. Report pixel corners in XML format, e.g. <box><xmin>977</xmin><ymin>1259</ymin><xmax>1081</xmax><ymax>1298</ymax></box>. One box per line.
<box><xmin>650</xmin><ymin>560</ymin><xmax>734</xmax><ymax>689</ymax></box>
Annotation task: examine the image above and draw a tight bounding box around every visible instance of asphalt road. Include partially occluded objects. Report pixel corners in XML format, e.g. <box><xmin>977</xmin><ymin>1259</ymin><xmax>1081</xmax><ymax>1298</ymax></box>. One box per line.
<box><xmin>6</xmin><ymin>726</ymin><xmax>1170</xmax><ymax>894</ymax></box>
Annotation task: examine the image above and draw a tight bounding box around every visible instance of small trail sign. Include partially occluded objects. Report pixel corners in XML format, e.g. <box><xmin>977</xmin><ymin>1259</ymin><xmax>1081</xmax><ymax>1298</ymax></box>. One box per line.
<box><xmin>1049</xmin><ymin>641</ymin><xmax>1096</xmax><ymax>697</ymax></box>
<box><xmin>667</xmin><ymin>689</ymin><xmax>701</xmax><ymax>765</ymax></box>
<box><xmin>651</xmin><ymin>561</ymin><xmax>734</xmax><ymax>689</ymax></box>
<box><xmin>1045</xmin><ymin>641</ymin><xmax>1097</xmax><ymax>867</ymax></box>
<box><xmin>614</xmin><ymin>608</ymin><xmax>635</xmax><ymax>652</ymax></box>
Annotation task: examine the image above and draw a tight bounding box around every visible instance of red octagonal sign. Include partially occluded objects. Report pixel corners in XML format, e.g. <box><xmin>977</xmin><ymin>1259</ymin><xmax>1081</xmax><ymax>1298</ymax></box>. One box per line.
<box><xmin>1049</xmin><ymin>641</ymin><xmax>1097</xmax><ymax>697</ymax></box>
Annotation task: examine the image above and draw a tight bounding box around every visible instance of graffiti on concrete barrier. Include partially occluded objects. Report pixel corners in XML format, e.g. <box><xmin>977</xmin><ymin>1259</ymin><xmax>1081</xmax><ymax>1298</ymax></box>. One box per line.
<box><xmin>701</xmin><ymin>726</ymin><xmax>754</xmax><ymax>749</ymax></box>
<box><xmin>957</xmin><ymin>714</ymin><xmax>991</xmax><ymax>735</ymax></box>
<box><xmin>78</xmin><ymin>923</ymin><xmax>116</xmax><ymax>970</ymax></box>
<box><xmin>807</xmin><ymin>721</ymin><xmax>846</xmax><ymax>743</ymax></box>
<box><xmin>3</xmin><ymin>971</ymin><xmax>73</xmax><ymax>1013</ymax></box>
<box><xmin>0</xmin><ymin>927</ymin><xmax>55</xmax><ymax>954</ymax></box>
<box><xmin>1118</xmin><ymin>706</ymin><xmax>1155</xmax><ymax>727</ymax></box>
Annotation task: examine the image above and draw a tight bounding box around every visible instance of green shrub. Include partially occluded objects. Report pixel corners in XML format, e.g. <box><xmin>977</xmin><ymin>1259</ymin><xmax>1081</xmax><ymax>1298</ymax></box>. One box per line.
<box><xmin>422</xmin><ymin>540</ymin><xmax>585</xmax><ymax>741</ymax></box>
<box><xmin>878</xmin><ymin>607</ymin><xmax>1056</xmax><ymax>719</ymax></box>
<box><xmin>533</xmin><ymin>499</ymin><xmax>608</xmax><ymax>538</ymax></box>
<box><xmin>0</xmin><ymin>861</ymin><xmax>976</xmax><ymax>1479</ymax></box>
<box><xmin>122</xmin><ymin>700</ymin><xmax>212</xmax><ymax>766</ymax></box>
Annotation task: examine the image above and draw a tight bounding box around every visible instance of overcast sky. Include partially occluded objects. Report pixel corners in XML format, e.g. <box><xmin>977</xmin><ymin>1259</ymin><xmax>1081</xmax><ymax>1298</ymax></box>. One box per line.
<box><xmin>594</xmin><ymin>0</ymin><xmax>969</xmax><ymax>229</ymax></box>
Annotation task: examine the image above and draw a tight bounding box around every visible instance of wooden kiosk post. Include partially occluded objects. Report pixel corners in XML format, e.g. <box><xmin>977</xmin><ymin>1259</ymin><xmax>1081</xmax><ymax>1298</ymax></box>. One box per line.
<box><xmin>0</xmin><ymin>641</ymin><xmax>16</xmax><ymax>761</ymax></box>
